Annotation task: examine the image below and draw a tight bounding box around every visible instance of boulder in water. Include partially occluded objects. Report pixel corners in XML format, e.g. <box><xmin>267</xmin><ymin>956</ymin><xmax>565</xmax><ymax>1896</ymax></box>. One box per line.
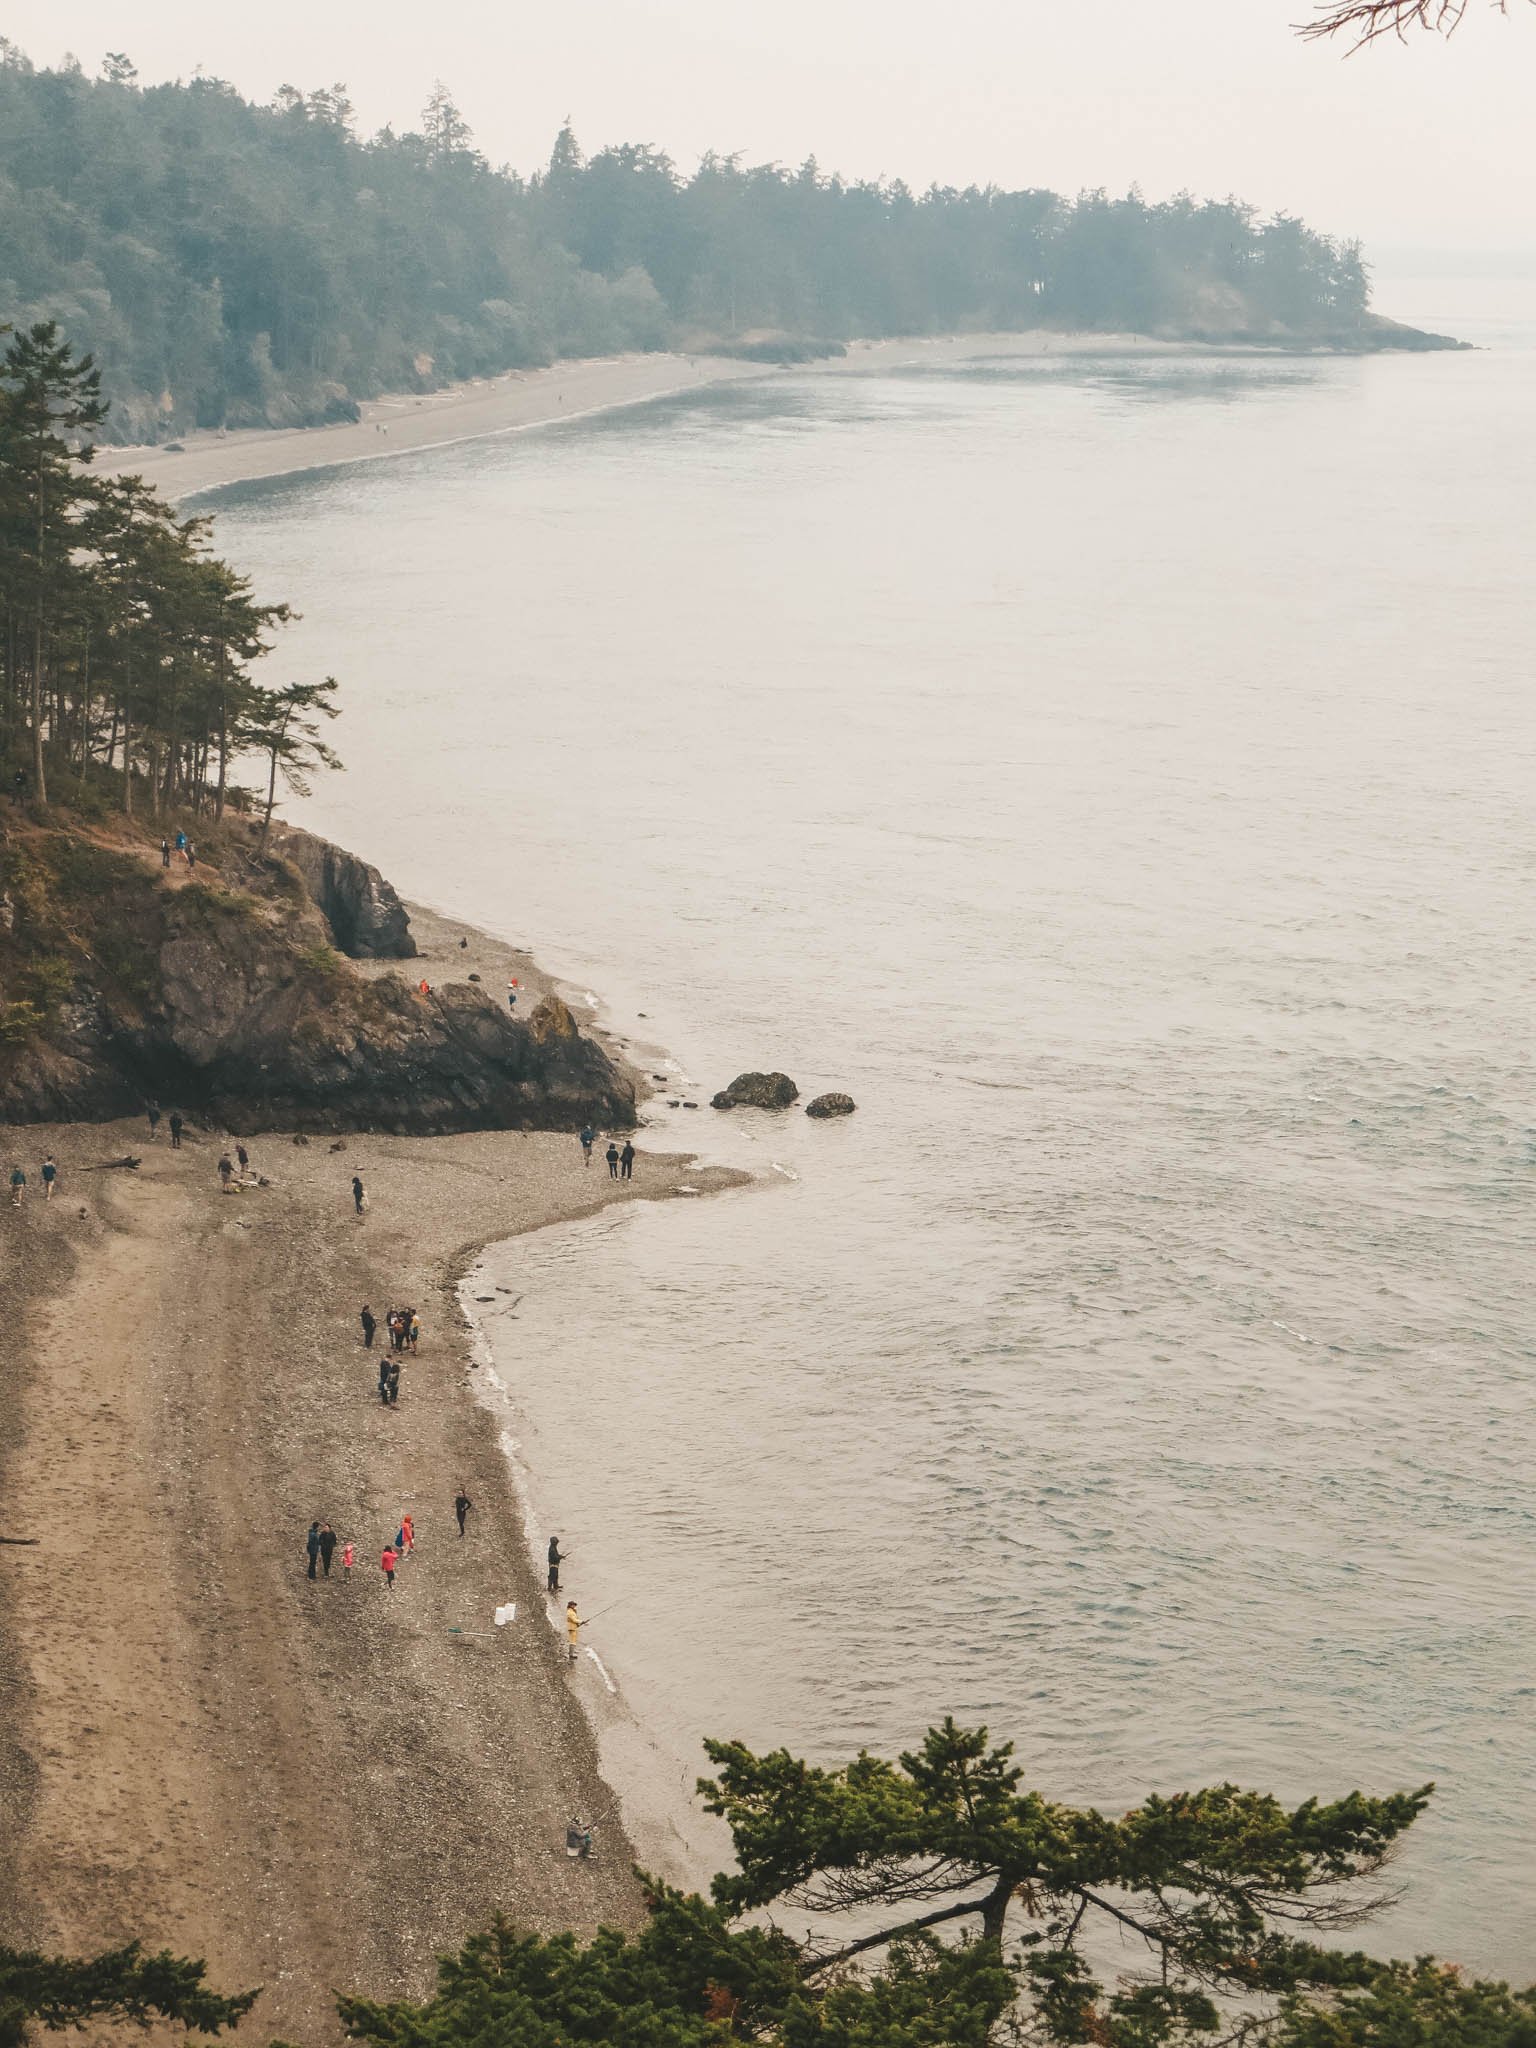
<box><xmin>711</xmin><ymin>1070</ymin><xmax>799</xmax><ymax>1110</ymax></box>
<box><xmin>805</xmin><ymin>1092</ymin><xmax>856</xmax><ymax>1119</ymax></box>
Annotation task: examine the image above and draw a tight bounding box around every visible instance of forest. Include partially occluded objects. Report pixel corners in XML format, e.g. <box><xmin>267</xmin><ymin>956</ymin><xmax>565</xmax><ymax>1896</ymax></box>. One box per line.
<box><xmin>0</xmin><ymin>320</ymin><xmax>333</xmax><ymax>819</ymax></box>
<box><xmin>0</xmin><ymin>42</ymin><xmax>1377</xmax><ymax>441</ymax></box>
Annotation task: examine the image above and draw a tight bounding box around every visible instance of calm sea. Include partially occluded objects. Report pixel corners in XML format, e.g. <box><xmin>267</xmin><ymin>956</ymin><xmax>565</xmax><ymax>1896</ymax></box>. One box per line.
<box><xmin>211</xmin><ymin>275</ymin><xmax>1536</xmax><ymax>1975</ymax></box>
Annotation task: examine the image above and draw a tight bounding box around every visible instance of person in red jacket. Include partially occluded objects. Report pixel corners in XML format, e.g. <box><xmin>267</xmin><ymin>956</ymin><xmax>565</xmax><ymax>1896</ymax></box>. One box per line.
<box><xmin>381</xmin><ymin>1543</ymin><xmax>398</xmax><ymax>1589</ymax></box>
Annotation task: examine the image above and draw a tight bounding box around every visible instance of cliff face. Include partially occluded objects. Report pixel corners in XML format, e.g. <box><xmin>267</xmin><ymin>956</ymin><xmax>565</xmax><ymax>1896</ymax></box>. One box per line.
<box><xmin>267</xmin><ymin>824</ymin><xmax>416</xmax><ymax>959</ymax></box>
<box><xmin>0</xmin><ymin>819</ymin><xmax>633</xmax><ymax>1133</ymax></box>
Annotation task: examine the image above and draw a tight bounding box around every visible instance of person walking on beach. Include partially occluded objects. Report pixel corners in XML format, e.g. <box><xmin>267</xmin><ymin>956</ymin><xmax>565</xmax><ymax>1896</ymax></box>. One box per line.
<box><xmin>306</xmin><ymin>1521</ymin><xmax>322</xmax><ymax>1581</ymax></box>
<box><xmin>10</xmin><ymin>1164</ymin><xmax>25</xmax><ymax>1207</ymax></box>
<box><xmin>381</xmin><ymin>1542</ymin><xmax>398</xmax><ymax>1589</ymax></box>
<box><xmin>547</xmin><ymin>1536</ymin><xmax>565</xmax><ymax>1595</ymax></box>
<box><xmin>217</xmin><ymin>1152</ymin><xmax>235</xmax><ymax>1194</ymax></box>
<box><xmin>168</xmin><ymin>1111</ymin><xmax>183</xmax><ymax>1149</ymax></box>
<box><xmin>318</xmin><ymin>1522</ymin><xmax>337</xmax><ymax>1577</ymax></box>
<box><xmin>341</xmin><ymin>1540</ymin><xmax>354</xmax><ymax>1581</ymax></box>
<box><xmin>606</xmin><ymin>1142</ymin><xmax>620</xmax><ymax>1180</ymax></box>
<box><xmin>619</xmin><ymin>1140</ymin><xmax>636</xmax><ymax>1181</ymax></box>
<box><xmin>352</xmin><ymin>1173</ymin><xmax>366</xmax><ymax>1215</ymax></box>
<box><xmin>455</xmin><ymin>1488</ymin><xmax>473</xmax><ymax>1537</ymax></box>
<box><xmin>400</xmin><ymin>1514</ymin><xmax>415</xmax><ymax>1557</ymax></box>
<box><xmin>41</xmin><ymin>1156</ymin><xmax>57</xmax><ymax>1201</ymax></box>
<box><xmin>565</xmin><ymin>1600</ymin><xmax>584</xmax><ymax>1661</ymax></box>
<box><xmin>147</xmin><ymin>1104</ymin><xmax>161</xmax><ymax>1142</ymax></box>
<box><xmin>579</xmin><ymin>1126</ymin><xmax>595</xmax><ymax>1167</ymax></box>
<box><xmin>360</xmin><ymin>1304</ymin><xmax>377</xmax><ymax>1350</ymax></box>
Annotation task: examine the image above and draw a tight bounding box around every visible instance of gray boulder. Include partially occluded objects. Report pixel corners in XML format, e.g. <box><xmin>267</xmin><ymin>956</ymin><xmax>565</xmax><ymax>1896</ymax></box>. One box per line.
<box><xmin>269</xmin><ymin>824</ymin><xmax>416</xmax><ymax>959</ymax></box>
<box><xmin>805</xmin><ymin>1092</ymin><xmax>856</xmax><ymax>1119</ymax></box>
<box><xmin>711</xmin><ymin>1070</ymin><xmax>799</xmax><ymax>1110</ymax></box>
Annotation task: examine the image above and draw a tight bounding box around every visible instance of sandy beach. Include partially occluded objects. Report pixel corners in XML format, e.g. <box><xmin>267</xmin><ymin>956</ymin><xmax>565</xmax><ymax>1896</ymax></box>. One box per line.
<box><xmin>95</xmin><ymin>331</ymin><xmax>1231</xmax><ymax>505</ymax></box>
<box><xmin>0</xmin><ymin>900</ymin><xmax>749</xmax><ymax>2043</ymax></box>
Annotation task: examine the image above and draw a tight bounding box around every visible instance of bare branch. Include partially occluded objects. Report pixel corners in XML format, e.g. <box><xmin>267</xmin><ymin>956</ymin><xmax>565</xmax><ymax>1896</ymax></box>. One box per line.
<box><xmin>1297</xmin><ymin>0</ymin><xmax>1524</xmax><ymax>46</ymax></box>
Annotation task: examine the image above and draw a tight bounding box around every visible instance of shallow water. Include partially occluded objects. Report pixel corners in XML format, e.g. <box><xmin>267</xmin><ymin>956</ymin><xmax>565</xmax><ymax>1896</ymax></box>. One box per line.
<box><xmin>213</xmin><ymin>280</ymin><xmax>1536</xmax><ymax>1974</ymax></box>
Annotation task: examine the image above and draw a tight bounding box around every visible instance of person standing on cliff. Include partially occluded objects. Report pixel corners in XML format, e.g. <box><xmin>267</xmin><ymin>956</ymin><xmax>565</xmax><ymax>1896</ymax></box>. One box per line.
<box><xmin>352</xmin><ymin>1173</ymin><xmax>366</xmax><ymax>1215</ymax></box>
<box><xmin>168</xmin><ymin>1111</ymin><xmax>183</xmax><ymax>1149</ymax></box>
<box><xmin>305</xmin><ymin>1521</ymin><xmax>322</xmax><ymax>1581</ymax></box>
<box><xmin>360</xmin><ymin>1304</ymin><xmax>377</xmax><ymax>1349</ymax></box>
<box><xmin>605</xmin><ymin>1142</ymin><xmax>620</xmax><ymax>1180</ymax></box>
<box><xmin>579</xmin><ymin>1126</ymin><xmax>595</xmax><ymax>1167</ymax></box>
<box><xmin>547</xmin><ymin>1536</ymin><xmax>565</xmax><ymax>1594</ymax></box>
<box><xmin>619</xmin><ymin>1140</ymin><xmax>636</xmax><ymax>1181</ymax></box>
<box><xmin>455</xmin><ymin>1487</ymin><xmax>473</xmax><ymax>1537</ymax></box>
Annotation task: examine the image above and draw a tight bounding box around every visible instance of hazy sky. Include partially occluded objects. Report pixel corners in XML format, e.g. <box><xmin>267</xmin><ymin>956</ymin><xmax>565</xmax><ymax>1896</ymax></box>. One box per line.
<box><xmin>6</xmin><ymin>0</ymin><xmax>1534</xmax><ymax>258</ymax></box>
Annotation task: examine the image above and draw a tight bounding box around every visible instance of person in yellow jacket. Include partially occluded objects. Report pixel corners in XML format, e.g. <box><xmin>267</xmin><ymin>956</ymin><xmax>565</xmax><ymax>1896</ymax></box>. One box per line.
<box><xmin>565</xmin><ymin>1600</ymin><xmax>584</xmax><ymax>1662</ymax></box>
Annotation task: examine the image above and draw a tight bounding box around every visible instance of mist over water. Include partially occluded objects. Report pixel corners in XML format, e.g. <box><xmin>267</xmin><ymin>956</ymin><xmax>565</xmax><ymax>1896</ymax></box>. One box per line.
<box><xmin>212</xmin><ymin>284</ymin><xmax>1536</xmax><ymax>1974</ymax></box>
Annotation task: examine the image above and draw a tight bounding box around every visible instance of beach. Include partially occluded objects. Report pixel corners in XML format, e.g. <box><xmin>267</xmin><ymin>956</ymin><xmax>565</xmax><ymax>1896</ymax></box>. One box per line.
<box><xmin>0</xmin><ymin>901</ymin><xmax>747</xmax><ymax>2045</ymax></box>
<box><xmin>95</xmin><ymin>331</ymin><xmax>1242</xmax><ymax>503</ymax></box>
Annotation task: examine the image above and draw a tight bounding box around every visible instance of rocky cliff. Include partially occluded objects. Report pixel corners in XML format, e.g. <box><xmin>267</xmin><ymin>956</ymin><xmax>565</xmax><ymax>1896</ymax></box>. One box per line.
<box><xmin>267</xmin><ymin>823</ymin><xmax>416</xmax><ymax>958</ymax></box>
<box><xmin>0</xmin><ymin>815</ymin><xmax>632</xmax><ymax>1133</ymax></box>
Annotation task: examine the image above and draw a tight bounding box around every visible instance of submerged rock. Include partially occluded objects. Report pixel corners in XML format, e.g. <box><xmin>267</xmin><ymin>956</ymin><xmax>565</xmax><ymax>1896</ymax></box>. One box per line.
<box><xmin>805</xmin><ymin>1092</ymin><xmax>856</xmax><ymax>1119</ymax></box>
<box><xmin>269</xmin><ymin>824</ymin><xmax>416</xmax><ymax>959</ymax></box>
<box><xmin>711</xmin><ymin>1070</ymin><xmax>799</xmax><ymax>1111</ymax></box>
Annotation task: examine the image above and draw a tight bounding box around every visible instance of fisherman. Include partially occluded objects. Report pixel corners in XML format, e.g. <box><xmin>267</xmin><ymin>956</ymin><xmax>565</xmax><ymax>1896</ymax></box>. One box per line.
<box><xmin>565</xmin><ymin>1600</ymin><xmax>584</xmax><ymax>1660</ymax></box>
<box><xmin>547</xmin><ymin>1536</ymin><xmax>565</xmax><ymax>1594</ymax></box>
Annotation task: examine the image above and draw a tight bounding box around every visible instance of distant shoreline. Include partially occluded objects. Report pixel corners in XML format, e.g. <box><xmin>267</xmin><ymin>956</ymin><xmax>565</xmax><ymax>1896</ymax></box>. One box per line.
<box><xmin>98</xmin><ymin>323</ymin><xmax>1463</xmax><ymax>505</ymax></box>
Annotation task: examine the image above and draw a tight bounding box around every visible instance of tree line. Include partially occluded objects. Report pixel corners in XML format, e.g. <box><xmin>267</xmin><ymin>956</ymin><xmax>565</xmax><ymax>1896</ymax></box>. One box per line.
<box><xmin>0</xmin><ymin>43</ymin><xmax>1372</xmax><ymax>443</ymax></box>
<box><xmin>0</xmin><ymin>320</ymin><xmax>337</xmax><ymax>820</ymax></box>
<box><xmin>5</xmin><ymin>1719</ymin><xmax>1534</xmax><ymax>2046</ymax></box>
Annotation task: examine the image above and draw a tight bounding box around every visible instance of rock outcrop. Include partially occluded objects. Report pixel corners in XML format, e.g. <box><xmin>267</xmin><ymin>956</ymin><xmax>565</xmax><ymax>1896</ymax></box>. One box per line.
<box><xmin>710</xmin><ymin>1070</ymin><xmax>799</xmax><ymax>1110</ymax></box>
<box><xmin>268</xmin><ymin>824</ymin><xmax>416</xmax><ymax>958</ymax></box>
<box><xmin>0</xmin><ymin>825</ymin><xmax>631</xmax><ymax>1134</ymax></box>
<box><xmin>805</xmin><ymin>1092</ymin><xmax>856</xmax><ymax>1118</ymax></box>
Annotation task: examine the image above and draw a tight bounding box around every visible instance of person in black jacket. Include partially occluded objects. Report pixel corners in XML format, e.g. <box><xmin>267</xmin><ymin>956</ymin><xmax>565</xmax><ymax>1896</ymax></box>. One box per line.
<box><xmin>605</xmin><ymin>1143</ymin><xmax>620</xmax><ymax>1179</ymax></box>
<box><xmin>318</xmin><ymin>1523</ymin><xmax>338</xmax><ymax>1577</ymax></box>
<box><xmin>360</xmin><ymin>1304</ymin><xmax>377</xmax><ymax>1349</ymax></box>
<box><xmin>305</xmin><ymin>1521</ymin><xmax>322</xmax><ymax>1580</ymax></box>
<box><xmin>547</xmin><ymin>1536</ymin><xmax>565</xmax><ymax>1594</ymax></box>
<box><xmin>619</xmin><ymin>1140</ymin><xmax>636</xmax><ymax>1181</ymax></box>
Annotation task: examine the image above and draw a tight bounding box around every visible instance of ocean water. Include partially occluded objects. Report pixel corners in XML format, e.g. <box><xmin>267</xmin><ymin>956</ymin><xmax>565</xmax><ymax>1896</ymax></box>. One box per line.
<box><xmin>210</xmin><ymin>281</ymin><xmax>1536</xmax><ymax>1975</ymax></box>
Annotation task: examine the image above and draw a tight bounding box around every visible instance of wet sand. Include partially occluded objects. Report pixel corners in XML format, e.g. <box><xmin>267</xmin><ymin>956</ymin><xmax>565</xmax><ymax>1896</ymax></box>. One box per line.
<box><xmin>0</xmin><ymin>926</ymin><xmax>746</xmax><ymax>2042</ymax></box>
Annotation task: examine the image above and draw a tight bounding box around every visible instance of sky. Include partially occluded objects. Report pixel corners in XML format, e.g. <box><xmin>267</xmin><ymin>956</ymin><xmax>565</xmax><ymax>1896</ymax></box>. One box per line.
<box><xmin>5</xmin><ymin>0</ymin><xmax>1534</xmax><ymax>259</ymax></box>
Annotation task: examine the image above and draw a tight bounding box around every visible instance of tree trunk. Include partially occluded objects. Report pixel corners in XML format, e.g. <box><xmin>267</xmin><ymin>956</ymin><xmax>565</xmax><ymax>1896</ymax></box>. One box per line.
<box><xmin>260</xmin><ymin>744</ymin><xmax>279</xmax><ymax>846</ymax></box>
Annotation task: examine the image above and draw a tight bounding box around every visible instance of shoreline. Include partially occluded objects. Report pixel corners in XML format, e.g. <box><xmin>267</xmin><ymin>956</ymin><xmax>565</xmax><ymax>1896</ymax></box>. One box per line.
<box><xmin>92</xmin><ymin>326</ymin><xmax>1423</xmax><ymax>507</ymax></box>
<box><xmin>0</xmin><ymin>894</ymin><xmax>752</xmax><ymax>2043</ymax></box>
